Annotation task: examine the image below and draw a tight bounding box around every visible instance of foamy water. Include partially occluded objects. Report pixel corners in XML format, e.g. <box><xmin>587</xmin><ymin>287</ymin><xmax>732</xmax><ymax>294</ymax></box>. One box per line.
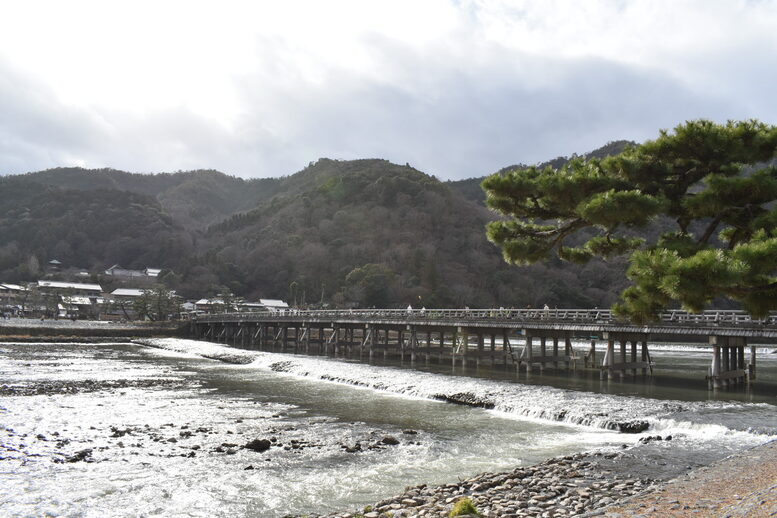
<box><xmin>0</xmin><ymin>339</ymin><xmax>774</xmax><ymax>517</ymax></box>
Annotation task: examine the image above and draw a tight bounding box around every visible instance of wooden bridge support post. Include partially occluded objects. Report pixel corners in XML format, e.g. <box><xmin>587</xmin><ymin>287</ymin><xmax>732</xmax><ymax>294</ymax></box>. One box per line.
<box><xmin>476</xmin><ymin>333</ymin><xmax>484</xmax><ymax>368</ymax></box>
<box><xmin>589</xmin><ymin>340</ymin><xmax>596</xmax><ymax>368</ymax></box>
<box><xmin>749</xmin><ymin>343</ymin><xmax>757</xmax><ymax>381</ymax></box>
<box><xmin>490</xmin><ymin>334</ymin><xmax>496</xmax><ymax>366</ymax></box>
<box><xmin>410</xmin><ymin>327</ymin><xmax>417</xmax><ymax>364</ymax></box>
<box><xmin>641</xmin><ymin>340</ymin><xmax>650</xmax><ymax>376</ymax></box>
<box><xmin>451</xmin><ymin>329</ymin><xmax>458</xmax><ymax>367</ymax></box>
<box><xmin>565</xmin><ymin>334</ymin><xmax>573</xmax><ymax>370</ymax></box>
<box><xmin>552</xmin><ymin>337</ymin><xmax>559</xmax><ymax>369</ymax></box>
<box><xmin>368</xmin><ymin>326</ymin><xmax>376</xmax><ymax>361</ymax></box>
<box><xmin>710</xmin><ymin>336</ymin><xmax>723</xmax><ymax>389</ymax></box>
<box><xmin>502</xmin><ymin>330</ymin><xmax>510</xmax><ymax>367</ymax></box>
<box><xmin>438</xmin><ymin>331</ymin><xmax>445</xmax><ymax>363</ymax></box>
<box><xmin>619</xmin><ymin>339</ymin><xmax>627</xmax><ymax>380</ymax></box>
<box><xmin>461</xmin><ymin>329</ymin><xmax>469</xmax><ymax>368</ymax></box>
<box><xmin>737</xmin><ymin>345</ymin><xmax>745</xmax><ymax>383</ymax></box>
<box><xmin>539</xmin><ymin>337</ymin><xmax>546</xmax><ymax>372</ymax></box>
<box><xmin>722</xmin><ymin>343</ymin><xmax>730</xmax><ymax>387</ymax></box>
<box><xmin>602</xmin><ymin>336</ymin><xmax>614</xmax><ymax>380</ymax></box>
<box><xmin>525</xmin><ymin>333</ymin><xmax>533</xmax><ymax>373</ymax></box>
<box><xmin>630</xmin><ymin>340</ymin><xmax>637</xmax><ymax>376</ymax></box>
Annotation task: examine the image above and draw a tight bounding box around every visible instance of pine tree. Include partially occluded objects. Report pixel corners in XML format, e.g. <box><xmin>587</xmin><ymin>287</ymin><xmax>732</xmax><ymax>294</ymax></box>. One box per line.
<box><xmin>482</xmin><ymin>119</ymin><xmax>777</xmax><ymax>323</ymax></box>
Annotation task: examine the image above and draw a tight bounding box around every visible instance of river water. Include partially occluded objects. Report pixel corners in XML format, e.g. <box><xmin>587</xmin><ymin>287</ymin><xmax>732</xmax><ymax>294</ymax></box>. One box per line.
<box><xmin>1</xmin><ymin>338</ymin><xmax>775</xmax><ymax>517</ymax></box>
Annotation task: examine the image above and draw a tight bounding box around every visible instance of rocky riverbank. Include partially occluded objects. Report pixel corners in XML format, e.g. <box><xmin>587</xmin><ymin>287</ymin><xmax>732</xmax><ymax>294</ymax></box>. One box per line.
<box><xmin>297</xmin><ymin>438</ymin><xmax>777</xmax><ymax>518</ymax></box>
<box><xmin>296</xmin><ymin>449</ymin><xmax>659</xmax><ymax>518</ymax></box>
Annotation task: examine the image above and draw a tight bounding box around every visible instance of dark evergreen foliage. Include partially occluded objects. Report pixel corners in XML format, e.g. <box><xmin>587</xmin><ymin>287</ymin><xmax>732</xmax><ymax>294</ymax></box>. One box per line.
<box><xmin>483</xmin><ymin>120</ymin><xmax>777</xmax><ymax>322</ymax></box>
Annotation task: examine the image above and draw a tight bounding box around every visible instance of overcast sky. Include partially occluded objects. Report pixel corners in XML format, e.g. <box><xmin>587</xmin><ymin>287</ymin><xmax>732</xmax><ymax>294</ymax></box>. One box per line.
<box><xmin>1</xmin><ymin>0</ymin><xmax>776</xmax><ymax>180</ymax></box>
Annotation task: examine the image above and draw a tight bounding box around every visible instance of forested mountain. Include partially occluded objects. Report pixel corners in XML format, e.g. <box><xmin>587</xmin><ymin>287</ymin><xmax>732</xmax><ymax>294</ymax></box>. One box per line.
<box><xmin>0</xmin><ymin>176</ymin><xmax>191</xmax><ymax>278</ymax></box>
<box><xmin>18</xmin><ymin>167</ymin><xmax>284</xmax><ymax>228</ymax></box>
<box><xmin>0</xmin><ymin>156</ymin><xmax>632</xmax><ymax>308</ymax></box>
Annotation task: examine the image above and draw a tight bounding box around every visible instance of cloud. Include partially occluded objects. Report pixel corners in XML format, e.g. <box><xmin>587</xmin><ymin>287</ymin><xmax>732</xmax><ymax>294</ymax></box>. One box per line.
<box><xmin>0</xmin><ymin>1</ymin><xmax>775</xmax><ymax>180</ymax></box>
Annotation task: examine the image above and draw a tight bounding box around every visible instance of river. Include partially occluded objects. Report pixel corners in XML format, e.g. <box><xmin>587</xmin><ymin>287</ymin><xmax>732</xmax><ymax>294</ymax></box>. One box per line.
<box><xmin>1</xmin><ymin>338</ymin><xmax>775</xmax><ymax>517</ymax></box>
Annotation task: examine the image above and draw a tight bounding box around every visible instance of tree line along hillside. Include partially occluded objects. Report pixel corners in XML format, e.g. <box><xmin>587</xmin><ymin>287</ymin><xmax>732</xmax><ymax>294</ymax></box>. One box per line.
<box><xmin>0</xmin><ymin>156</ymin><xmax>632</xmax><ymax>308</ymax></box>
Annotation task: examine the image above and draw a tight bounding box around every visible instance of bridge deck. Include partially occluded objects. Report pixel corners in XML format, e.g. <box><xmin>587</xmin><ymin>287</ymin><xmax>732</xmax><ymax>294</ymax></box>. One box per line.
<box><xmin>195</xmin><ymin>308</ymin><xmax>777</xmax><ymax>340</ymax></box>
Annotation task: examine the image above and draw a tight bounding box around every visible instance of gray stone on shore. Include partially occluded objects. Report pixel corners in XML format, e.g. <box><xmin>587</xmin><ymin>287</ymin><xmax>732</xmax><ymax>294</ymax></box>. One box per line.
<box><xmin>298</xmin><ymin>451</ymin><xmax>656</xmax><ymax>518</ymax></box>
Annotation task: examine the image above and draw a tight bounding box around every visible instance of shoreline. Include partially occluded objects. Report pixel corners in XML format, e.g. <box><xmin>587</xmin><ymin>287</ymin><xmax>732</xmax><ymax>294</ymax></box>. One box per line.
<box><xmin>0</xmin><ymin>317</ymin><xmax>185</xmax><ymax>339</ymax></box>
<box><xmin>299</xmin><ymin>440</ymin><xmax>776</xmax><ymax>518</ymax></box>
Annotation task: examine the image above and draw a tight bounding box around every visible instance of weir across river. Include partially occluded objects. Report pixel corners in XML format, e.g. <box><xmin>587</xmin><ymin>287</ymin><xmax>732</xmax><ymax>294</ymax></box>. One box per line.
<box><xmin>192</xmin><ymin>308</ymin><xmax>777</xmax><ymax>389</ymax></box>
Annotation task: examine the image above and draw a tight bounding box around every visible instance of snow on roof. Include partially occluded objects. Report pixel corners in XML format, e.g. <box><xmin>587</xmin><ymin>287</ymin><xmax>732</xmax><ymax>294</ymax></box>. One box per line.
<box><xmin>145</xmin><ymin>268</ymin><xmax>162</xmax><ymax>276</ymax></box>
<box><xmin>0</xmin><ymin>283</ymin><xmax>26</xmax><ymax>291</ymax></box>
<box><xmin>38</xmin><ymin>280</ymin><xmax>103</xmax><ymax>292</ymax></box>
<box><xmin>111</xmin><ymin>288</ymin><xmax>145</xmax><ymax>297</ymax></box>
<box><xmin>259</xmin><ymin>299</ymin><xmax>289</xmax><ymax>308</ymax></box>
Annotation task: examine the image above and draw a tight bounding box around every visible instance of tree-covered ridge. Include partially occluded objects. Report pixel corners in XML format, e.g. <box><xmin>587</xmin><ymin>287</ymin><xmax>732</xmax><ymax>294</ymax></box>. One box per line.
<box><xmin>196</xmin><ymin>158</ymin><xmax>626</xmax><ymax>307</ymax></box>
<box><xmin>18</xmin><ymin>167</ymin><xmax>284</xmax><ymax>228</ymax></box>
<box><xmin>1</xmin><ymin>156</ymin><xmax>629</xmax><ymax>308</ymax></box>
<box><xmin>483</xmin><ymin>120</ymin><xmax>777</xmax><ymax>322</ymax></box>
<box><xmin>0</xmin><ymin>176</ymin><xmax>191</xmax><ymax>278</ymax></box>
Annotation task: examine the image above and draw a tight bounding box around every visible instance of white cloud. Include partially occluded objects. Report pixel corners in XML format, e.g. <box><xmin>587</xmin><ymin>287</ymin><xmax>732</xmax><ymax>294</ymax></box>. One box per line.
<box><xmin>0</xmin><ymin>0</ymin><xmax>775</xmax><ymax>179</ymax></box>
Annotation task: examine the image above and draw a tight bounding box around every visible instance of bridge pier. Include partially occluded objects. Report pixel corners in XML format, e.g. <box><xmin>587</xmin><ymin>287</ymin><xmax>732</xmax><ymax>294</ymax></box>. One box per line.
<box><xmin>708</xmin><ymin>336</ymin><xmax>749</xmax><ymax>388</ymax></box>
<box><xmin>523</xmin><ymin>331</ymin><xmax>576</xmax><ymax>372</ymax></box>
<box><xmin>601</xmin><ymin>333</ymin><xmax>651</xmax><ymax>380</ymax></box>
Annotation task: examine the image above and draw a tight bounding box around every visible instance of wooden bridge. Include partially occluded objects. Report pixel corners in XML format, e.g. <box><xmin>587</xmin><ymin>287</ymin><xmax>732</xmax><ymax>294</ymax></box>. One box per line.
<box><xmin>192</xmin><ymin>308</ymin><xmax>777</xmax><ymax>389</ymax></box>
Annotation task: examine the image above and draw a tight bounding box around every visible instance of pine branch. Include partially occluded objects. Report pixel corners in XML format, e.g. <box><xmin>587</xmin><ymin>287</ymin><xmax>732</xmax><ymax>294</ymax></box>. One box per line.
<box><xmin>697</xmin><ymin>214</ymin><xmax>724</xmax><ymax>245</ymax></box>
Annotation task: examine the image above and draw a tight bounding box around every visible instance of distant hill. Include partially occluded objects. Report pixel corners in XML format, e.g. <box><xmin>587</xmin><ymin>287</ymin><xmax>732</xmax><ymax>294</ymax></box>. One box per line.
<box><xmin>19</xmin><ymin>167</ymin><xmax>284</xmax><ymax>228</ymax></box>
<box><xmin>0</xmin><ymin>153</ymin><xmax>634</xmax><ymax>307</ymax></box>
<box><xmin>448</xmin><ymin>140</ymin><xmax>634</xmax><ymax>205</ymax></box>
<box><xmin>0</xmin><ymin>175</ymin><xmax>189</xmax><ymax>276</ymax></box>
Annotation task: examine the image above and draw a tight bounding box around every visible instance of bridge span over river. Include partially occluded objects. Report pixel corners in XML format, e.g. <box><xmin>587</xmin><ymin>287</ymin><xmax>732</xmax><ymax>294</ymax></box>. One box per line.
<box><xmin>193</xmin><ymin>308</ymin><xmax>777</xmax><ymax>389</ymax></box>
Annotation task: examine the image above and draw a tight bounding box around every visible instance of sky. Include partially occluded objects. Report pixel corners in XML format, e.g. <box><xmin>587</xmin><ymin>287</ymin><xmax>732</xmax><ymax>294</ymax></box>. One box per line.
<box><xmin>1</xmin><ymin>0</ymin><xmax>776</xmax><ymax>181</ymax></box>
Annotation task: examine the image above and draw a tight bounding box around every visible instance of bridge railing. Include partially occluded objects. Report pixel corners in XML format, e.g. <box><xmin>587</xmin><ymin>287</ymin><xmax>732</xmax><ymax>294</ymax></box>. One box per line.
<box><xmin>194</xmin><ymin>308</ymin><xmax>777</xmax><ymax>327</ymax></box>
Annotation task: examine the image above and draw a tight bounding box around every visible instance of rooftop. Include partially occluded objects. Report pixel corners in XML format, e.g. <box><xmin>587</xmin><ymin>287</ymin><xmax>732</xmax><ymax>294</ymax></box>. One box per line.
<box><xmin>38</xmin><ymin>280</ymin><xmax>103</xmax><ymax>292</ymax></box>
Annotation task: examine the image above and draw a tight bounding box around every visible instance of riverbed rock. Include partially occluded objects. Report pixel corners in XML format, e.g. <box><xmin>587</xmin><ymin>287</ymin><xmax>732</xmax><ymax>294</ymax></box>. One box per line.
<box><xmin>618</xmin><ymin>420</ymin><xmax>650</xmax><ymax>434</ymax></box>
<box><xmin>431</xmin><ymin>392</ymin><xmax>495</xmax><ymax>409</ymax></box>
<box><xmin>64</xmin><ymin>448</ymin><xmax>93</xmax><ymax>463</ymax></box>
<box><xmin>381</xmin><ymin>436</ymin><xmax>400</xmax><ymax>445</ymax></box>
<box><xmin>244</xmin><ymin>438</ymin><xmax>272</xmax><ymax>452</ymax></box>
